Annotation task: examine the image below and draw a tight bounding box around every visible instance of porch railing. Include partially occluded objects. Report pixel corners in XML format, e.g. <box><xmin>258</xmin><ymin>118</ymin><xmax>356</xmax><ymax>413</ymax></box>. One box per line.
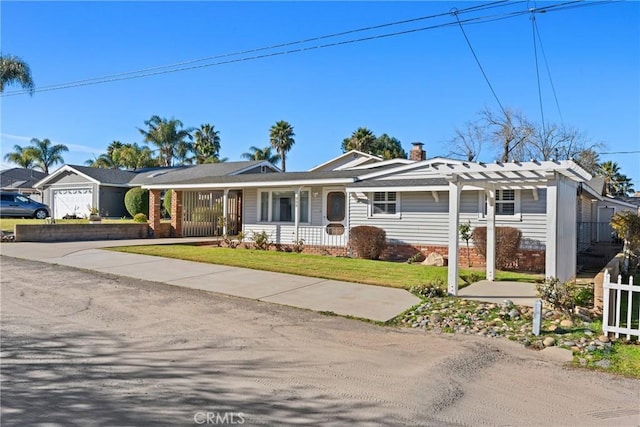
<box><xmin>298</xmin><ymin>226</ymin><xmax>347</xmax><ymax>248</ymax></box>
<box><xmin>577</xmin><ymin>221</ymin><xmax>619</xmax><ymax>249</ymax></box>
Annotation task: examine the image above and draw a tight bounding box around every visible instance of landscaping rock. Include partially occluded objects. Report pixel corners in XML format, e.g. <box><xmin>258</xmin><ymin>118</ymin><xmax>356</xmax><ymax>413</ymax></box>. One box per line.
<box><xmin>594</xmin><ymin>359</ymin><xmax>611</xmax><ymax>369</ymax></box>
<box><xmin>560</xmin><ymin>319</ymin><xmax>574</xmax><ymax>328</ymax></box>
<box><xmin>421</xmin><ymin>252</ymin><xmax>445</xmax><ymax>267</ymax></box>
<box><xmin>598</xmin><ymin>335</ymin><xmax>610</xmax><ymax>343</ymax></box>
<box><xmin>543</xmin><ymin>337</ymin><xmax>556</xmax><ymax>347</ymax></box>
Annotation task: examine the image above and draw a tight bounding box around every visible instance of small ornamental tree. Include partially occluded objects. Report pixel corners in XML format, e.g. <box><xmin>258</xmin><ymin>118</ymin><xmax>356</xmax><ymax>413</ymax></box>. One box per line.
<box><xmin>611</xmin><ymin>211</ymin><xmax>640</xmax><ymax>272</ymax></box>
<box><xmin>124</xmin><ymin>187</ymin><xmax>149</xmax><ymax>218</ymax></box>
<box><xmin>349</xmin><ymin>226</ymin><xmax>387</xmax><ymax>260</ymax></box>
<box><xmin>459</xmin><ymin>221</ymin><xmax>472</xmax><ymax>267</ymax></box>
<box><xmin>163</xmin><ymin>190</ymin><xmax>173</xmax><ymax>218</ymax></box>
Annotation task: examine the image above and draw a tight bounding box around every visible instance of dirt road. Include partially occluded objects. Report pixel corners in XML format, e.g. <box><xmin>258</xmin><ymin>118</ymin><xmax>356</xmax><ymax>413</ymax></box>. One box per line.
<box><xmin>1</xmin><ymin>256</ymin><xmax>638</xmax><ymax>426</ymax></box>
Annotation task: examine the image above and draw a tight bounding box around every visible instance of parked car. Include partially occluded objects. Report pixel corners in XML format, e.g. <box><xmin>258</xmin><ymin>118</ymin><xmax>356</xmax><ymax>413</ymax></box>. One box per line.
<box><xmin>0</xmin><ymin>192</ymin><xmax>50</xmax><ymax>219</ymax></box>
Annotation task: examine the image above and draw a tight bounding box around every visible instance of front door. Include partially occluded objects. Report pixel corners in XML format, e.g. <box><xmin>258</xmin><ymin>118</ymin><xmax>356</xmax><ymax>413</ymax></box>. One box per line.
<box><xmin>323</xmin><ymin>189</ymin><xmax>347</xmax><ymax>246</ymax></box>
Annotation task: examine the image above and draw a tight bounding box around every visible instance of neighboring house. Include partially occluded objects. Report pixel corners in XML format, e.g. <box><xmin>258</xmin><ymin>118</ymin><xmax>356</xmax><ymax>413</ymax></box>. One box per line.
<box><xmin>0</xmin><ymin>168</ymin><xmax>47</xmax><ymax>202</ymax></box>
<box><xmin>576</xmin><ymin>176</ymin><xmax>639</xmax><ymax>249</ymax></box>
<box><xmin>140</xmin><ymin>144</ymin><xmax>593</xmax><ymax>292</ymax></box>
<box><xmin>34</xmin><ymin>161</ymin><xmax>280</xmax><ymax>219</ymax></box>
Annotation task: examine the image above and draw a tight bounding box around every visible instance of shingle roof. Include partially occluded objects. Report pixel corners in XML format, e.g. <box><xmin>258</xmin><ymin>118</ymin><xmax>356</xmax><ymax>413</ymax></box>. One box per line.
<box><xmin>66</xmin><ymin>165</ymin><xmax>142</xmax><ymax>185</ymax></box>
<box><xmin>130</xmin><ymin>161</ymin><xmax>269</xmax><ymax>185</ymax></box>
<box><xmin>0</xmin><ymin>168</ymin><xmax>47</xmax><ymax>189</ymax></box>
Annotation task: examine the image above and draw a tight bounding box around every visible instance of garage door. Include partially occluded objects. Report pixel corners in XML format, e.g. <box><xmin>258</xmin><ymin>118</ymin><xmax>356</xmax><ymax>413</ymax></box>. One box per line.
<box><xmin>52</xmin><ymin>188</ymin><xmax>93</xmax><ymax>219</ymax></box>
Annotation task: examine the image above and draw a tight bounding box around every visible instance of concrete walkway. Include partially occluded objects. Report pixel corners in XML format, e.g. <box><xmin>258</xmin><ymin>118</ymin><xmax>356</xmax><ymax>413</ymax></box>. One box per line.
<box><xmin>458</xmin><ymin>280</ymin><xmax>539</xmax><ymax>307</ymax></box>
<box><xmin>0</xmin><ymin>239</ymin><xmax>421</xmax><ymax>322</ymax></box>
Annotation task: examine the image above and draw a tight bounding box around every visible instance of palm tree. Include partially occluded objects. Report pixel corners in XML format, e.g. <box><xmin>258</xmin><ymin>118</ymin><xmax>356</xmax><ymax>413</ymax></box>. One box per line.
<box><xmin>269</xmin><ymin>120</ymin><xmax>295</xmax><ymax>172</ymax></box>
<box><xmin>3</xmin><ymin>144</ymin><xmax>36</xmax><ymax>168</ymax></box>
<box><xmin>118</xmin><ymin>143</ymin><xmax>156</xmax><ymax>170</ymax></box>
<box><xmin>23</xmin><ymin>138</ymin><xmax>68</xmax><ymax>174</ymax></box>
<box><xmin>0</xmin><ymin>53</ymin><xmax>35</xmax><ymax>94</ymax></box>
<box><xmin>86</xmin><ymin>141</ymin><xmax>125</xmax><ymax>169</ymax></box>
<box><xmin>598</xmin><ymin>160</ymin><xmax>622</xmax><ymax>196</ymax></box>
<box><xmin>341</xmin><ymin>127</ymin><xmax>376</xmax><ymax>153</ymax></box>
<box><xmin>138</xmin><ymin>115</ymin><xmax>192</xmax><ymax>167</ymax></box>
<box><xmin>193</xmin><ymin>124</ymin><xmax>221</xmax><ymax>164</ymax></box>
<box><xmin>241</xmin><ymin>145</ymin><xmax>281</xmax><ymax>165</ymax></box>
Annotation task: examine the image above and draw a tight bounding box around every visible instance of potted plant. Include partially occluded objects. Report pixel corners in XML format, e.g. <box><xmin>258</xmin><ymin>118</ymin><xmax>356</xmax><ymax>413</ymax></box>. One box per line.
<box><xmin>88</xmin><ymin>205</ymin><xmax>102</xmax><ymax>223</ymax></box>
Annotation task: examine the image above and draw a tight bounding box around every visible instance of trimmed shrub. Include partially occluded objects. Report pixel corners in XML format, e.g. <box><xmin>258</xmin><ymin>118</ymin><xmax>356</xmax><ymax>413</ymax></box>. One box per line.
<box><xmin>163</xmin><ymin>190</ymin><xmax>172</xmax><ymax>218</ymax></box>
<box><xmin>124</xmin><ymin>188</ymin><xmax>149</xmax><ymax>218</ymax></box>
<box><xmin>349</xmin><ymin>226</ymin><xmax>387</xmax><ymax>260</ymax></box>
<box><xmin>472</xmin><ymin>226</ymin><xmax>522</xmax><ymax>270</ymax></box>
<box><xmin>133</xmin><ymin>213</ymin><xmax>148</xmax><ymax>223</ymax></box>
<box><xmin>536</xmin><ymin>277</ymin><xmax>577</xmax><ymax>314</ymax></box>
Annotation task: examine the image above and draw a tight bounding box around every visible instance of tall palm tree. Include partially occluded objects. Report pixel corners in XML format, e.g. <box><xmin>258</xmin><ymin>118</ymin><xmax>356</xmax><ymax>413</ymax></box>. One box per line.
<box><xmin>241</xmin><ymin>145</ymin><xmax>281</xmax><ymax>165</ymax></box>
<box><xmin>0</xmin><ymin>53</ymin><xmax>35</xmax><ymax>94</ymax></box>
<box><xmin>138</xmin><ymin>115</ymin><xmax>192</xmax><ymax>167</ymax></box>
<box><xmin>341</xmin><ymin>127</ymin><xmax>376</xmax><ymax>153</ymax></box>
<box><xmin>598</xmin><ymin>160</ymin><xmax>622</xmax><ymax>196</ymax></box>
<box><xmin>3</xmin><ymin>144</ymin><xmax>36</xmax><ymax>168</ymax></box>
<box><xmin>24</xmin><ymin>138</ymin><xmax>68</xmax><ymax>174</ymax></box>
<box><xmin>269</xmin><ymin>120</ymin><xmax>295</xmax><ymax>172</ymax></box>
<box><xmin>193</xmin><ymin>123</ymin><xmax>221</xmax><ymax>164</ymax></box>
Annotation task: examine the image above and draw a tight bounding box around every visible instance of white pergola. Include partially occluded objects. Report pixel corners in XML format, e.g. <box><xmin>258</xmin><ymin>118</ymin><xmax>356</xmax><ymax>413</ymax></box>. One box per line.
<box><xmin>438</xmin><ymin>160</ymin><xmax>591</xmax><ymax>295</ymax></box>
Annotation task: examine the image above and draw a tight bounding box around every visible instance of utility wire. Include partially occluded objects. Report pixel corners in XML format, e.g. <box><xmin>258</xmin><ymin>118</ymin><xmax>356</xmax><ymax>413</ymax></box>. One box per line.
<box><xmin>1</xmin><ymin>0</ymin><xmax>619</xmax><ymax>97</ymax></box>
<box><xmin>531</xmin><ymin>13</ymin><xmax>546</xmax><ymax>136</ymax></box>
<box><xmin>533</xmin><ymin>14</ymin><xmax>565</xmax><ymax>126</ymax></box>
<box><xmin>3</xmin><ymin>0</ymin><xmax>517</xmax><ymax>95</ymax></box>
<box><xmin>452</xmin><ymin>7</ymin><xmax>508</xmax><ymax>118</ymax></box>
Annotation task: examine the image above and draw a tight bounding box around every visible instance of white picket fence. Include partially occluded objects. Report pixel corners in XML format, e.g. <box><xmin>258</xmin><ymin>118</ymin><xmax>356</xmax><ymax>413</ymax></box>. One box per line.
<box><xmin>602</xmin><ymin>270</ymin><xmax>640</xmax><ymax>340</ymax></box>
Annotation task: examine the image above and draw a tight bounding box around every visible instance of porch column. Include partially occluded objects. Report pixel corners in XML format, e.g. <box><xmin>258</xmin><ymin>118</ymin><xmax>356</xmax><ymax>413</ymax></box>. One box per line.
<box><xmin>294</xmin><ymin>188</ymin><xmax>300</xmax><ymax>242</ymax></box>
<box><xmin>486</xmin><ymin>189</ymin><xmax>496</xmax><ymax>281</ymax></box>
<box><xmin>222</xmin><ymin>189</ymin><xmax>229</xmax><ymax>235</ymax></box>
<box><xmin>170</xmin><ymin>190</ymin><xmax>183</xmax><ymax>238</ymax></box>
<box><xmin>546</xmin><ymin>179</ymin><xmax>558</xmax><ymax>278</ymax></box>
<box><xmin>447</xmin><ymin>180</ymin><xmax>461</xmax><ymax>295</ymax></box>
<box><xmin>149</xmin><ymin>189</ymin><xmax>162</xmax><ymax>238</ymax></box>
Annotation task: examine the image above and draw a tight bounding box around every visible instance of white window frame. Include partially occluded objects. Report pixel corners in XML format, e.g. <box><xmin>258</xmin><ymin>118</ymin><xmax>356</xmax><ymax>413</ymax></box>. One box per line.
<box><xmin>257</xmin><ymin>188</ymin><xmax>311</xmax><ymax>224</ymax></box>
<box><xmin>478</xmin><ymin>189</ymin><xmax>522</xmax><ymax>221</ymax></box>
<box><xmin>368</xmin><ymin>191</ymin><xmax>401</xmax><ymax>218</ymax></box>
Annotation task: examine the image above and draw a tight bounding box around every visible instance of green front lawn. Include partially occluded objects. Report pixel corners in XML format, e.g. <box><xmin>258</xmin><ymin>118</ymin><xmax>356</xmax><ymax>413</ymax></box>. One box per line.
<box><xmin>0</xmin><ymin>218</ymin><xmax>136</xmax><ymax>232</ymax></box>
<box><xmin>109</xmin><ymin>244</ymin><xmax>541</xmax><ymax>289</ymax></box>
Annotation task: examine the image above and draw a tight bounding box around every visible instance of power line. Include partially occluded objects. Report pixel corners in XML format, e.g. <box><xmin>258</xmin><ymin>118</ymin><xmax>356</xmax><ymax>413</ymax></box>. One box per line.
<box><xmin>1</xmin><ymin>0</ymin><xmax>619</xmax><ymax>97</ymax></box>
<box><xmin>531</xmin><ymin>12</ymin><xmax>546</xmax><ymax>135</ymax></box>
<box><xmin>2</xmin><ymin>0</ymin><xmax>518</xmax><ymax>96</ymax></box>
<box><xmin>597</xmin><ymin>151</ymin><xmax>640</xmax><ymax>154</ymax></box>
<box><xmin>533</xmin><ymin>16</ymin><xmax>565</xmax><ymax>126</ymax></box>
<box><xmin>452</xmin><ymin>7</ymin><xmax>508</xmax><ymax>118</ymax></box>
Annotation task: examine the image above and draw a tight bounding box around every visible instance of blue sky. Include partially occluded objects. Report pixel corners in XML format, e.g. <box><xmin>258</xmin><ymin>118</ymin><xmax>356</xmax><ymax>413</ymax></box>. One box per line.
<box><xmin>1</xmin><ymin>1</ymin><xmax>638</xmax><ymax>187</ymax></box>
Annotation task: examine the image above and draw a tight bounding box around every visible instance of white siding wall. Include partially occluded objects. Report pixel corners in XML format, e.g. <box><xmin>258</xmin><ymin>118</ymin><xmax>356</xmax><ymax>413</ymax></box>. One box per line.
<box><xmin>348</xmin><ymin>188</ymin><xmax>548</xmax><ymax>249</ymax></box>
<box><xmin>556</xmin><ymin>176</ymin><xmax>578</xmax><ymax>281</ymax></box>
<box><xmin>242</xmin><ymin>186</ymin><xmax>326</xmax><ymax>244</ymax></box>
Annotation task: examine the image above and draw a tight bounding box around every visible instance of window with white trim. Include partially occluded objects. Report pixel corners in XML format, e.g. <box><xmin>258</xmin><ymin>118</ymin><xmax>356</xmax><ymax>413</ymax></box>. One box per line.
<box><xmin>480</xmin><ymin>189</ymin><xmax>520</xmax><ymax>219</ymax></box>
<box><xmin>371</xmin><ymin>192</ymin><xmax>399</xmax><ymax>216</ymax></box>
<box><xmin>258</xmin><ymin>189</ymin><xmax>309</xmax><ymax>223</ymax></box>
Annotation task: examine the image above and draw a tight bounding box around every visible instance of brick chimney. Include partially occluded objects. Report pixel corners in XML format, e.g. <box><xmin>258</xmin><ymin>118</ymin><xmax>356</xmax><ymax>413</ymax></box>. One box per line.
<box><xmin>409</xmin><ymin>142</ymin><xmax>426</xmax><ymax>161</ymax></box>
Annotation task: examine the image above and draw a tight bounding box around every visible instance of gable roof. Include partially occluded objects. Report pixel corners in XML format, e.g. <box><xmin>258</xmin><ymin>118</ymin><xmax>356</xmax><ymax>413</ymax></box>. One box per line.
<box><xmin>308</xmin><ymin>150</ymin><xmax>382</xmax><ymax>171</ymax></box>
<box><xmin>0</xmin><ymin>168</ymin><xmax>47</xmax><ymax>190</ymax></box>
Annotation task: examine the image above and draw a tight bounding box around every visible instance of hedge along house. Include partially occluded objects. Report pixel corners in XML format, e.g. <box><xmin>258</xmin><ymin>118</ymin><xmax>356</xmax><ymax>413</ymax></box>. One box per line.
<box><xmin>34</xmin><ymin>161</ymin><xmax>280</xmax><ymax>220</ymax></box>
<box><xmin>142</xmin><ymin>146</ymin><xmax>593</xmax><ymax>294</ymax></box>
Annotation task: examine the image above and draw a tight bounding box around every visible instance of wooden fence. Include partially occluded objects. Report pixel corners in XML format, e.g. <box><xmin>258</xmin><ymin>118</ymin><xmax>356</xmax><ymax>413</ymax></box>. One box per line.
<box><xmin>602</xmin><ymin>270</ymin><xmax>640</xmax><ymax>340</ymax></box>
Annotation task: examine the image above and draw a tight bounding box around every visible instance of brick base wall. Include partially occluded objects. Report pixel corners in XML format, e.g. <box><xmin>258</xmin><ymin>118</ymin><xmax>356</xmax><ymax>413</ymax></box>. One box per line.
<box><xmin>379</xmin><ymin>243</ymin><xmax>545</xmax><ymax>273</ymax></box>
<box><xmin>15</xmin><ymin>224</ymin><xmax>151</xmax><ymax>242</ymax></box>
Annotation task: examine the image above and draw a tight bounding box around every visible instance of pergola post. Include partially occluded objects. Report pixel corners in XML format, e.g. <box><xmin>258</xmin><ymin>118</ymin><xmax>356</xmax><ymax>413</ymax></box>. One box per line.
<box><xmin>294</xmin><ymin>188</ymin><xmax>300</xmax><ymax>242</ymax></box>
<box><xmin>546</xmin><ymin>179</ymin><xmax>558</xmax><ymax>278</ymax></box>
<box><xmin>447</xmin><ymin>180</ymin><xmax>461</xmax><ymax>295</ymax></box>
<box><xmin>222</xmin><ymin>189</ymin><xmax>229</xmax><ymax>235</ymax></box>
<box><xmin>486</xmin><ymin>188</ymin><xmax>496</xmax><ymax>281</ymax></box>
